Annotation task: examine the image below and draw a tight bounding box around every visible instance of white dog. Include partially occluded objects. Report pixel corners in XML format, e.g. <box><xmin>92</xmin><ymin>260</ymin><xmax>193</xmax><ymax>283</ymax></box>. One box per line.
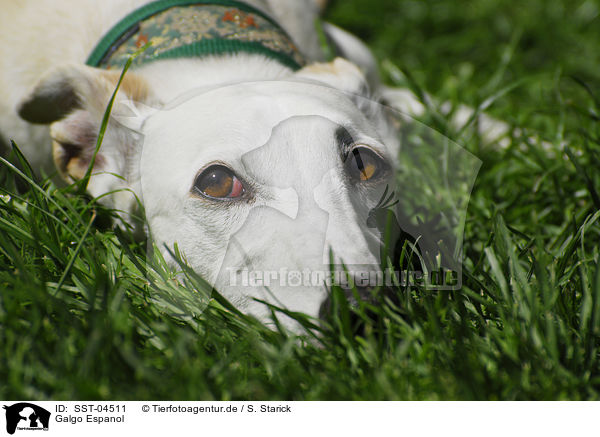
<box><xmin>0</xmin><ymin>0</ymin><xmax>470</xmax><ymax>328</ymax></box>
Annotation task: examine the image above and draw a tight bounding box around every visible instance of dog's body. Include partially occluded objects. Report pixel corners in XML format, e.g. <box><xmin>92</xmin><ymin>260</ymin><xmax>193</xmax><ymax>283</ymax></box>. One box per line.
<box><xmin>0</xmin><ymin>1</ymin><xmax>434</xmax><ymax>328</ymax></box>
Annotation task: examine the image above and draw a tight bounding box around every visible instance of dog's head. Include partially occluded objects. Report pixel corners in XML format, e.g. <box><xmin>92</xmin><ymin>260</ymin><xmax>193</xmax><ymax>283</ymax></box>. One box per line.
<box><xmin>19</xmin><ymin>58</ymin><xmax>401</xmax><ymax>328</ymax></box>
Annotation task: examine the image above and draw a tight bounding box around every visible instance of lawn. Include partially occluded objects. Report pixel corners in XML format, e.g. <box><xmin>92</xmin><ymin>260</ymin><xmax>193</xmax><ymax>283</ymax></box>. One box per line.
<box><xmin>1</xmin><ymin>0</ymin><xmax>599</xmax><ymax>400</ymax></box>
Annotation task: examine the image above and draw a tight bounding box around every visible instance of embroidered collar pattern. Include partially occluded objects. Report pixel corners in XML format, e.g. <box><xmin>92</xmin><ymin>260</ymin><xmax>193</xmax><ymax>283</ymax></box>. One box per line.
<box><xmin>86</xmin><ymin>0</ymin><xmax>307</xmax><ymax>71</ymax></box>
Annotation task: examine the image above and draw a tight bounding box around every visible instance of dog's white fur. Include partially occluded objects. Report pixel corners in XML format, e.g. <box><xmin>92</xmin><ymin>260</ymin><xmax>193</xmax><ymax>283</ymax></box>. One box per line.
<box><xmin>0</xmin><ymin>0</ymin><xmax>409</xmax><ymax>329</ymax></box>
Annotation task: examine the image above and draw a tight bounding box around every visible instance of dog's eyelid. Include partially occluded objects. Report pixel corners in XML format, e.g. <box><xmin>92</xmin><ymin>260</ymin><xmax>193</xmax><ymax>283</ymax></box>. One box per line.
<box><xmin>194</xmin><ymin>160</ymin><xmax>235</xmax><ymax>177</ymax></box>
<box><xmin>349</xmin><ymin>142</ymin><xmax>389</xmax><ymax>164</ymax></box>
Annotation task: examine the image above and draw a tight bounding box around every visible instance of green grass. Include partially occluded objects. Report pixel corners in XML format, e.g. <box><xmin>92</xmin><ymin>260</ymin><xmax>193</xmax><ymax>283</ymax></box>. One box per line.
<box><xmin>1</xmin><ymin>0</ymin><xmax>600</xmax><ymax>400</ymax></box>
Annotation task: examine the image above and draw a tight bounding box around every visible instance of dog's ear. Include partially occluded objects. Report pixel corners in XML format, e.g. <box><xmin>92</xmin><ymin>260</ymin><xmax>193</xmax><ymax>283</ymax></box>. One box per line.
<box><xmin>18</xmin><ymin>63</ymin><xmax>152</xmax><ymax>180</ymax></box>
<box><xmin>17</xmin><ymin>64</ymin><xmax>156</xmax><ymax>219</ymax></box>
<box><xmin>295</xmin><ymin>57</ymin><xmax>370</xmax><ymax>97</ymax></box>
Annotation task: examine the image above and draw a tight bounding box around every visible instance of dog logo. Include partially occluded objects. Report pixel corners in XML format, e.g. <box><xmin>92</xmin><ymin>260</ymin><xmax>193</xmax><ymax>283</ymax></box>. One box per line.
<box><xmin>3</xmin><ymin>403</ymin><xmax>50</xmax><ymax>435</ymax></box>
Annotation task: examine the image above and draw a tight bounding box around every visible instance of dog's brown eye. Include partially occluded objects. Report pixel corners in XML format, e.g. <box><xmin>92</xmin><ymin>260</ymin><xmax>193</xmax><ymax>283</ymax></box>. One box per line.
<box><xmin>347</xmin><ymin>147</ymin><xmax>384</xmax><ymax>182</ymax></box>
<box><xmin>194</xmin><ymin>165</ymin><xmax>244</xmax><ymax>199</ymax></box>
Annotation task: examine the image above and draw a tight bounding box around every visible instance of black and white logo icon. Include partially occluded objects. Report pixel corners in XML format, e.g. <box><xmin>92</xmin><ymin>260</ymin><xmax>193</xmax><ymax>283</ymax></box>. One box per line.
<box><xmin>3</xmin><ymin>403</ymin><xmax>50</xmax><ymax>435</ymax></box>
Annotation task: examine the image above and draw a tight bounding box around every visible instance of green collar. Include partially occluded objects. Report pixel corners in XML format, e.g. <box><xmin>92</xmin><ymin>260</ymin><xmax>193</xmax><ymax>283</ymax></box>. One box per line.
<box><xmin>86</xmin><ymin>0</ymin><xmax>307</xmax><ymax>71</ymax></box>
